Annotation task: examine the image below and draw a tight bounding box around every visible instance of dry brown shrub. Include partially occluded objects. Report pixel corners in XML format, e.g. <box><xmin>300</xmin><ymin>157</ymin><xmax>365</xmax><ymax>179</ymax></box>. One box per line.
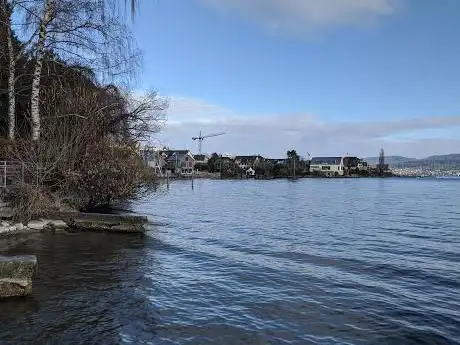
<box><xmin>6</xmin><ymin>183</ymin><xmax>59</xmax><ymax>223</ymax></box>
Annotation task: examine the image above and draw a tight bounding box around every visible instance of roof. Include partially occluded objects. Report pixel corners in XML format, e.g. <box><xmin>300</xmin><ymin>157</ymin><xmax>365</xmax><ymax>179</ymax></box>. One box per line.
<box><xmin>160</xmin><ymin>150</ymin><xmax>194</xmax><ymax>161</ymax></box>
<box><xmin>310</xmin><ymin>157</ymin><xmax>342</xmax><ymax>165</ymax></box>
<box><xmin>342</xmin><ymin>156</ymin><xmax>362</xmax><ymax>167</ymax></box>
<box><xmin>160</xmin><ymin>150</ymin><xmax>190</xmax><ymax>155</ymax></box>
<box><xmin>235</xmin><ymin>155</ymin><xmax>264</xmax><ymax>162</ymax></box>
<box><xmin>193</xmin><ymin>154</ymin><xmax>208</xmax><ymax>161</ymax></box>
<box><xmin>265</xmin><ymin>158</ymin><xmax>287</xmax><ymax>163</ymax></box>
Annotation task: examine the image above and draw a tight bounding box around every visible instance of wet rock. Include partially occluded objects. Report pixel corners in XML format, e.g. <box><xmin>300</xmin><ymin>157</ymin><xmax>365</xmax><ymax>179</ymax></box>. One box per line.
<box><xmin>0</xmin><ymin>255</ymin><xmax>37</xmax><ymax>298</ymax></box>
<box><xmin>0</xmin><ymin>278</ymin><xmax>32</xmax><ymax>298</ymax></box>
<box><xmin>0</xmin><ymin>255</ymin><xmax>37</xmax><ymax>279</ymax></box>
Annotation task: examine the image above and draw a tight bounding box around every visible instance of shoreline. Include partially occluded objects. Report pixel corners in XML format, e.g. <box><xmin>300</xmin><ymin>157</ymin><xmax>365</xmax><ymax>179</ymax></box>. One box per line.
<box><xmin>0</xmin><ymin>212</ymin><xmax>148</xmax><ymax>239</ymax></box>
<box><xmin>156</xmin><ymin>174</ymin><xmax>402</xmax><ymax>181</ymax></box>
<box><xmin>155</xmin><ymin>173</ymin><xmax>460</xmax><ymax>180</ymax></box>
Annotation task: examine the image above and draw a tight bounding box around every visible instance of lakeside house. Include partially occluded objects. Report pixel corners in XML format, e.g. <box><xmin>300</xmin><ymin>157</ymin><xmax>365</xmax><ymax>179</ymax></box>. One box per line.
<box><xmin>139</xmin><ymin>147</ymin><xmax>196</xmax><ymax>176</ymax></box>
<box><xmin>246</xmin><ymin>167</ymin><xmax>256</xmax><ymax>177</ymax></box>
<box><xmin>193</xmin><ymin>154</ymin><xmax>210</xmax><ymax>165</ymax></box>
<box><xmin>310</xmin><ymin>157</ymin><xmax>344</xmax><ymax>176</ymax></box>
<box><xmin>310</xmin><ymin>156</ymin><xmax>369</xmax><ymax>176</ymax></box>
<box><xmin>160</xmin><ymin>150</ymin><xmax>196</xmax><ymax>176</ymax></box>
<box><xmin>235</xmin><ymin>155</ymin><xmax>264</xmax><ymax>170</ymax></box>
<box><xmin>139</xmin><ymin>147</ymin><xmax>380</xmax><ymax>178</ymax></box>
<box><xmin>265</xmin><ymin>158</ymin><xmax>288</xmax><ymax>165</ymax></box>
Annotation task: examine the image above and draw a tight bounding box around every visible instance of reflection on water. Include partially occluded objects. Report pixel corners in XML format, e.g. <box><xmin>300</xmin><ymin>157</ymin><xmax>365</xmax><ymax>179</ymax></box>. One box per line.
<box><xmin>1</xmin><ymin>178</ymin><xmax>460</xmax><ymax>345</ymax></box>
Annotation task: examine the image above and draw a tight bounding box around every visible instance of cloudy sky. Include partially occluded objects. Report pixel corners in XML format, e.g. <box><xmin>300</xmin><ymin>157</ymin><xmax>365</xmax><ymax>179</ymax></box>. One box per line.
<box><xmin>131</xmin><ymin>0</ymin><xmax>460</xmax><ymax>158</ymax></box>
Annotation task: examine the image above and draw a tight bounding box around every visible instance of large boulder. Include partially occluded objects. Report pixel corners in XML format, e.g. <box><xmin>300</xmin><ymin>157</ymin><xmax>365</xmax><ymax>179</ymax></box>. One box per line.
<box><xmin>0</xmin><ymin>255</ymin><xmax>37</xmax><ymax>299</ymax></box>
<box><xmin>0</xmin><ymin>279</ymin><xmax>33</xmax><ymax>298</ymax></box>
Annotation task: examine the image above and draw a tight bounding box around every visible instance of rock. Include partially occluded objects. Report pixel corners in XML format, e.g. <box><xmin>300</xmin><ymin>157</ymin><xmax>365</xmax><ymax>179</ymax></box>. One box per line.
<box><xmin>0</xmin><ymin>278</ymin><xmax>32</xmax><ymax>298</ymax></box>
<box><xmin>0</xmin><ymin>256</ymin><xmax>37</xmax><ymax>299</ymax></box>
<box><xmin>0</xmin><ymin>255</ymin><xmax>37</xmax><ymax>279</ymax></box>
<box><xmin>14</xmin><ymin>223</ymin><xmax>25</xmax><ymax>231</ymax></box>
<box><xmin>26</xmin><ymin>220</ymin><xmax>48</xmax><ymax>231</ymax></box>
<box><xmin>0</xmin><ymin>221</ymin><xmax>16</xmax><ymax>234</ymax></box>
<box><xmin>42</xmin><ymin>219</ymin><xmax>68</xmax><ymax>229</ymax></box>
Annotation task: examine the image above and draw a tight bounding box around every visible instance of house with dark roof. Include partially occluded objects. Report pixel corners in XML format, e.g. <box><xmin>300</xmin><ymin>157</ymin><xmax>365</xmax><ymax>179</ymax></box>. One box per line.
<box><xmin>193</xmin><ymin>154</ymin><xmax>209</xmax><ymax>165</ymax></box>
<box><xmin>160</xmin><ymin>150</ymin><xmax>195</xmax><ymax>176</ymax></box>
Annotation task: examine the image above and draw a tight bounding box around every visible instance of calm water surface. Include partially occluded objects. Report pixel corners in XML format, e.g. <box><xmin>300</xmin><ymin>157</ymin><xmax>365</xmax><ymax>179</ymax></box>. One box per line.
<box><xmin>1</xmin><ymin>178</ymin><xmax>459</xmax><ymax>344</ymax></box>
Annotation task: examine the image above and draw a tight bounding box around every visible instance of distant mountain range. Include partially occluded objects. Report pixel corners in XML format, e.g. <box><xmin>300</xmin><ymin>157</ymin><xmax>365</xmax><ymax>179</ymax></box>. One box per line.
<box><xmin>364</xmin><ymin>154</ymin><xmax>460</xmax><ymax>168</ymax></box>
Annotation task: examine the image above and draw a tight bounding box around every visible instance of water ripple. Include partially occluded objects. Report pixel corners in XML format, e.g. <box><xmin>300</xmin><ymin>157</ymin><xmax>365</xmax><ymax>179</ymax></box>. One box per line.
<box><xmin>1</xmin><ymin>178</ymin><xmax>459</xmax><ymax>344</ymax></box>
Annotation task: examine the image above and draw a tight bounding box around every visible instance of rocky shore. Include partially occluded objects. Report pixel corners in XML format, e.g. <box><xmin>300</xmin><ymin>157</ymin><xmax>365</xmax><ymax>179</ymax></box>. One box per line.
<box><xmin>0</xmin><ymin>205</ymin><xmax>148</xmax><ymax>298</ymax></box>
<box><xmin>0</xmin><ymin>211</ymin><xmax>148</xmax><ymax>237</ymax></box>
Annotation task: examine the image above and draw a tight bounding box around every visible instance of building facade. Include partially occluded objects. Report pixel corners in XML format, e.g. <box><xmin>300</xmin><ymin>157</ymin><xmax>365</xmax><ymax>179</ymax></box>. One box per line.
<box><xmin>310</xmin><ymin>157</ymin><xmax>344</xmax><ymax>176</ymax></box>
<box><xmin>161</xmin><ymin>150</ymin><xmax>196</xmax><ymax>176</ymax></box>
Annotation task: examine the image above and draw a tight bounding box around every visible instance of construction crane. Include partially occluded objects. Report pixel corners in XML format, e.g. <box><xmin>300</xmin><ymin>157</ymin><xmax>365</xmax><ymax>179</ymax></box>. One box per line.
<box><xmin>192</xmin><ymin>131</ymin><xmax>225</xmax><ymax>154</ymax></box>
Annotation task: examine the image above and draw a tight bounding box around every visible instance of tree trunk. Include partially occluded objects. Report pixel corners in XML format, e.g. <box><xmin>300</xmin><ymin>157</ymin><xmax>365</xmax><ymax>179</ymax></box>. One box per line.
<box><xmin>7</xmin><ymin>24</ymin><xmax>15</xmax><ymax>140</ymax></box>
<box><xmin>1</xmin><ymin>1</ymin><xmax>15</xmax><ymax>139</ymax></box>
<box><xmin>30</xmin><ymin>0</ymin><xmax>54</xmax><ymax>141</ymax></box>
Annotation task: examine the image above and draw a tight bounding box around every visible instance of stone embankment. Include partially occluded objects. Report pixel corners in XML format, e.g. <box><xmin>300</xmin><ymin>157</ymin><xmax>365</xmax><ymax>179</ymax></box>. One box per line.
<box><xmin>0</xmin><ymin>219</ymin><xmax>69</xmax><ymax>236</ymax></box>
<box><xmin>0</xmin><ymin>255</ymin><xmax>37</xmax><ymax>298</ymax></box>
<box><xmin>0</xmin><ymin>212</ymin><xmax>148</xmax><ymax>237</ymax></box>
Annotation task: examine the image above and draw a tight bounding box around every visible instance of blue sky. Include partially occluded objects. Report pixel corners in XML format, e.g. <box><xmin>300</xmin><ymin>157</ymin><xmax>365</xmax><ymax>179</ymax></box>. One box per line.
<box><xmin>130</xmin><ymin>0</ymin><xmax>460</xmax><ymax>158</ymax></box>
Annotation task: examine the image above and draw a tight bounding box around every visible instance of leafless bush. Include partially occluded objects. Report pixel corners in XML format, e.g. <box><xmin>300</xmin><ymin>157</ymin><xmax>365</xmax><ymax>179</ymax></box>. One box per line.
<box><xmin>64</xmin><ymin>139</ymin><xmax>152</xmax><ymax>209</ymax></box>
<box><xmin>6</xmin><ymin>182</ymin><xmax>58</xmax><ymax>223</ymax></box>
<box><xmin>4</xmin><ymin>80</ymin><xmax>167</xmax><ymax>214</ymax></box>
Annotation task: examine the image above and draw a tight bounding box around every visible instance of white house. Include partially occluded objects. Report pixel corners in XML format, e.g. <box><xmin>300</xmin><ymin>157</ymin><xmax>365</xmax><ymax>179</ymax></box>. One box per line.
<box><xmin>246</xmin><ymin>167</ymin><xmax>256</xmax><ymax>177</ymax></box>
<box><xmin>310</xmin><ymin>157</ymin><xmax>344</xmax><ymax>176</ymax></box>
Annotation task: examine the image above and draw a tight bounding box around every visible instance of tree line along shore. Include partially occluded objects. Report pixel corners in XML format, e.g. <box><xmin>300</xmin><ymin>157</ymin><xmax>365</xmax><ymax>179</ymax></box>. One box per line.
<box><xmin>140</xmin><ymin>149</ymin><xmax>394</xmax><ymax>180</ymax></box>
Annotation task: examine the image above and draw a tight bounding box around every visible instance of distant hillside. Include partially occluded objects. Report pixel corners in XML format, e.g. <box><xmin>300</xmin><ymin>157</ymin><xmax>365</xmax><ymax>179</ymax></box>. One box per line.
<box><xmin>424</xmin><ymin>153</ymin><xmax>460</xmax><ymax>162</ymax></box>
<box><xmin>364</xmin><ymin>154</ymin><xmax>460</xmax><ymax>168</ymax></box>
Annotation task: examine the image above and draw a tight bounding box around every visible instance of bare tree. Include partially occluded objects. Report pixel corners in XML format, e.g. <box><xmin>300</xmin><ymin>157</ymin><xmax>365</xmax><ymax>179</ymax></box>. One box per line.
<box><xmin>28</xmin><ymin>0</ymin><xmax>54</xmax><ymax>140</ymax></box>
<box><xmin>1</xmin><ymin>0</ymin><xmax>38</xmax><ymax>139</ymax></box>
<box><xmin>17</xmin><ymin>0</ymin><xmax>139</xmax><ymax>140</ymax></box>
<box><xmin>1</xmin><ymin>1</ymin><xmax>16</xmax><ymax>139</ymax></box>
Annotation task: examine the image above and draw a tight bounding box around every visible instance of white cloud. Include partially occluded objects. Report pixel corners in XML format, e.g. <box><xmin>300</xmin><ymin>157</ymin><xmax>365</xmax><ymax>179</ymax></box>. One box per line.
<box><xmin>153</xmin><ymin>96</ymin><xmax>460</xmax><ymax>158</ymax></box>
<box><xmin>199</xmin><ymin>0</ymin><xmax>402</xmax><ymax>34</ymax></box>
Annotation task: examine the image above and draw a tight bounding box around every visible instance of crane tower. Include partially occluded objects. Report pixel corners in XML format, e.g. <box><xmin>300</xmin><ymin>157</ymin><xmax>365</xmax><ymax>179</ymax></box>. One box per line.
<box><xmin>192</xmin><ymin>131</ymin><xmax>225</xmax><ymax>154</ymax></box>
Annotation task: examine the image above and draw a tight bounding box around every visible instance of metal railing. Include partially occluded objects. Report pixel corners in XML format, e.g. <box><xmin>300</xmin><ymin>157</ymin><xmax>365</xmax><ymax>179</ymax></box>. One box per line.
<box><xmin>0</xmin><ymin>161</ymin><xmax>25</xmax><ymax>188</ymax></box>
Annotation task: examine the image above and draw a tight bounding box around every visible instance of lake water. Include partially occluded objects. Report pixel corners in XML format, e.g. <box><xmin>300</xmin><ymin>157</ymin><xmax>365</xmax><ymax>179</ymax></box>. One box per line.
<box><xmin>1</xmin><ymin>178</ymin><xmax>459</xmax><ymax>344</ymax></box>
